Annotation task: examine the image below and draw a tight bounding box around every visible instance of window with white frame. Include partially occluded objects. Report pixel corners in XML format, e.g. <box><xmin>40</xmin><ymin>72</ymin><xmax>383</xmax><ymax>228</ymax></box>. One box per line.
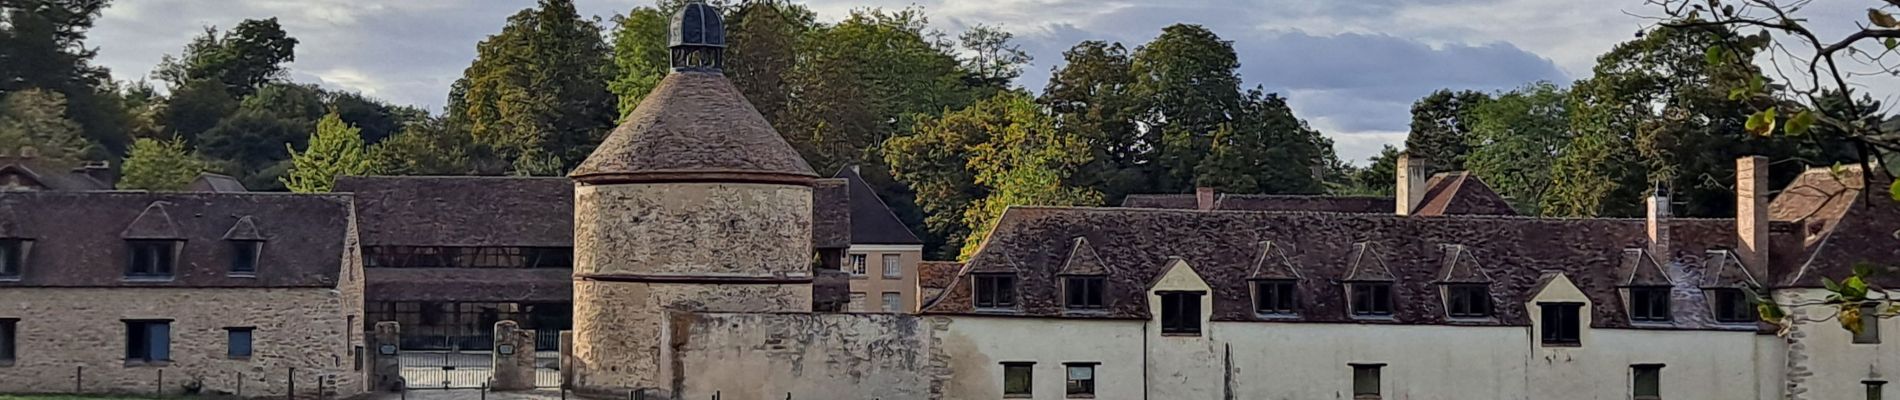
<box><xmin>882</xmin><ymin>254</ymin><xmax>901</xmax><ymax>278</ymax></box>
<box><xmin>1065</xmin><ymin>362</ymin><xmax>1096</xmax><ymax>398</ymax></box>
<box><xmin>882</xmin><ymin>292</ymin><xmax>901</xmax><ymax>313</ymax></box>
<box><xmin>847</xmin><ymin>254</ymin><xmax>868</xmax><ymax>276</ymax></box>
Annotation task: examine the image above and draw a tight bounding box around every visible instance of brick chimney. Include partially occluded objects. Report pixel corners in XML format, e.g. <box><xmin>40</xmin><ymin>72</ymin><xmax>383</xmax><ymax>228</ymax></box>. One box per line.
<box><xmin>1646</xmin><ymin>182</ymin><xmax>1670</xmax><ymax>258</ymax></box>
<box><xmin>1395</xmin><ymin>152</ymin><xmax>1431</xmax><ymax>215</ymax></box>
<box><xmin>1196</xmin><ymin>186</ymin><xmax>1216</xmax><ymax>211</ymax></box>
<box><xmin>1736</xmin><ymin>156</ymin><xmax>1770</xmax><ymax>270</ymax></box>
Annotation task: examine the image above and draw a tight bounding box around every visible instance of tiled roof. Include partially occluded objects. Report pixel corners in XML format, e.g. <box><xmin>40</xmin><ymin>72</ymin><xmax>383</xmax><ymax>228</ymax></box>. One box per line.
<box><xmin>365</xmin><ymin>268</ymin><xmax>571</xmax><ymax>302</ymax></box>
<box><xmin>0</xmin><ymin>191</ymin><xmax>350</xmax><ymax>288</ymax></box>
<box><xmin>1770</xmin><ymin>166</ymin><xmax>1900</xmax><ymax>287</ymax></box>
<box><xmin>836</xmin><ymin>167</ymin><xmax>922</xmax><ymax>245</ymax></box>
<box><xmin>918</xmin><ymin>261</ymin><xmax>962</xmax><ymax>291</ymax></box>
<box><xmin>0</xmin><ymin>157</ymin><xmax>108</xmax><ymax>191</ymax></box>
<box><xmin>335</xmin><ymin>176</ymin><xmax>574</xmax><ymax>247</ymax></box>
<box><xmin>1412</xmin><ymin>172</ymin><xmax>1517</xmax><ymax>216</ymax></box>
<box><xmin>1119</xmin><ymin>171</ymin><xmax>1516</xmax><ymax>216</ymax></box>
<box><xmin>187</xmin><ymin>173</ymin><xmax>248</xmax><ymax>192</ymax></box>
<box><xmin>570</xmin><ymin>71</ymin><xmax>816</xmax><ymax>185</ymax></box>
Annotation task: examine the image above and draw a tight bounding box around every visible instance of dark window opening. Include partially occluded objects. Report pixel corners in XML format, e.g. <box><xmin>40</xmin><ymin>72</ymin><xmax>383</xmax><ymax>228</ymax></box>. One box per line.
<box><xmin>1003</xmin><ymin>362</ymin><xmax>1034</xmax><ymax>398</ymax></box>
<box><xmin>1711</xmin><ymin>288</ymin><xmax>1753</xmax><ymax>323</ymax></box>
<box><xmin>1253</xmin><ymin>280</ymin><xmax>1297</xmax><ymax>315</ymax></box>
<box><xmin>363</xmin><ymin>246</ymin><xmax>573</xmax><ymax>269</ymax></box>
<box><xmin>1159</xmin><ymin>291</ymin><xmax>1203</xmax><ymax>335</ymax></box>
<box><xmin>1065</xmin><ymin>276</ymin><xmax>1105</xmax><ymax>309</ymax></box>
<box><xmin>1065</xmin><ymin>363</ymin><xmax>1096</xmax><ymax>398</ymax></box>
<box><xmin>1350</xmin><ymin>283</ymin><xmax>1393</xmax><ymax>316</ymax></box>
<box><xmin>126</xmin><ymin>240</ymin><xmax>178</xmax><ymax>278</ymax></box>
<box><xmin>1856</xmin><ymin>305</ymin><xmax>1882</xmax><ymax>344</ymax></box>
<box><xmin>1867</xmin><ymin>380</ymin><xmax>1886</xmax><ymax>400</ymax></box>
<box><xmin>1629</xmin><ymin>287</ymin><xmax>1672</xmax><ymax>322</ymax></box>
<box><xmin>1541</xmin><ymin>302</ymin><xmax>1582</xmax><ymax>346</ymax></box>
<box><xmin>1446</xmin><ymin>284</ymin><xmax>1491</xmax><ymax>318</ymax></box>
<box><xmin>1352</xmin><ymin>364</ymin><xmax>1383</xmax><ymax>399</ymax></box>
<box><xmin>124</xmin><ymin>320</ymin><xmax>171</xmax><ymax>362</ymax></box>
<box><xmin>1632</xmin><ymin>364</ymin><xmax>1663</xmax><ymax>399</ymax></box>
<box><xmin>0</xmin><ymin>318</ymin><xmax>16</xmax><ymax>363</ymax></box>
<box><xmin>975</xmin><ymin>274</ymin><xmax>1017</xmax><ymax>309</ymax></box>
<box><xmin>226</xmin><ymin>327</ymin><xmax>254</xmax><ymax>359</ymax></box>
<box><xmin>0</xmin><ymin>239</ymin><xmax>23</xmax><ymax>278</ymax></box>
<box><xmin>229</xmin><ymin>240</ymin><xmax>262</xmax><ymax>275</ymax></box>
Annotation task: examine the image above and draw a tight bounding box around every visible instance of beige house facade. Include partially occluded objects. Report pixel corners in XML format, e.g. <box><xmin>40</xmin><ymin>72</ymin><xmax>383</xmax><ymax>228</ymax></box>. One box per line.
<box><xmin>835</xmin><ymin>166</ymin><xmax>927</xmax><ymax>314</ymax></box>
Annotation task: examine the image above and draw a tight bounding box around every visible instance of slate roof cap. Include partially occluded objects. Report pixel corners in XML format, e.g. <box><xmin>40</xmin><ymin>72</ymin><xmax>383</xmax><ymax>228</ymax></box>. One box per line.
<box><xmin>569</xmin><ymin>72</ymin><xmax>815</xmax><ymax>185</ymax></box>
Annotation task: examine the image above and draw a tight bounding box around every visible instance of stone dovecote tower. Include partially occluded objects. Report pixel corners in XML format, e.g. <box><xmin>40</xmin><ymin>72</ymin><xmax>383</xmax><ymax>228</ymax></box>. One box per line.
<box><xmin>567</xmin><ymin>1</ymin><xmax>817</xmax><ymax>395</ymax></box>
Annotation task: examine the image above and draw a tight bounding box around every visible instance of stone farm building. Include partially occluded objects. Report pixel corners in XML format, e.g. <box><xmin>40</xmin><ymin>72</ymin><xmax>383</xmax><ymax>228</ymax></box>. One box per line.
<box><xmin>4</xmin><ymin>2</ymin><xmax>1900</xmax><ymax>399</ymax></box>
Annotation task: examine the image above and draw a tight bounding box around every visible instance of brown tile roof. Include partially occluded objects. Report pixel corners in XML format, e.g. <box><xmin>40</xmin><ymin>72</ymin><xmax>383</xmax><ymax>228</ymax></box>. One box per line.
<box><xmin>570</xmin><ymin>71</ymin><xmax>816</xmax><ymax>185</ymax></box>
<box><xmin>187</xmin><ymin>173</ymin><xmax>248</xmax><ymax>192</ymax></box>
<box><xmin>1770</xmin><ymin>166</ymin><xmax>1900</xmax><ymax>287</ymax></box>
<box><xmin>1121</xmin><ymin>193</ymin><xmax>1391</xmax><ymax>213</ymax></box>
<box><xmin>923</xmin><ymin>206</ymin><xmax>1752</xmax><ymax>330</ymax></box>
<box><xmin>918</xmin><ymin>261</ymin><xmax>963</xmax><ymax>291</ymax></box>
<box><xmin>0</xmin><ymin>157</ymin><xmax>109</xmax><ymax>191</ymax></box>
<box><xmin>365</xmin><ymin>268</ymin><xmax>570</xmax><ymax>302</ymax></box>
<box><xmin>835</xmin><ymin>167</ymin><xmax>922</xmax><ymax>245</ymax></box>
<box><xmin>0</xmin><ymin>191</ymin><xmax>349</xmax><ymax>288</ymax></box>
<box><xmin>812</xmin><ymin>178</ymin><xmax>851</xmax><ymax>249</ymax></box>
<box><xmin>1411</xmin><ymin>172</ymin><xmax>1517</xmax><ymax>216</ymax></box>
<box><xmin>335</xmin><ymin>176</ymin><xmax>574</xmax><ymax>247</ymax></box>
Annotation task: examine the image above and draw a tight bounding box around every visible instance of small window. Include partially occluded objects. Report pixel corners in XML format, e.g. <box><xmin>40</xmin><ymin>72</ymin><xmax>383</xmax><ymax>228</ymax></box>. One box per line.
<box><xmin>847</xmin><ymin>292</ymin><xmax>867</xmax><ymax>312</ymax></box>
<box><xmin>1352</xmin><ymin>363</ymin><xmax>1383</xmax><ymax>399</ymax></box>
<box><xmin>1541</xmin><ymin>302</ymin><xmax>1582</xmax><ymax>346</ymax></box>
<box><xmin>1632</xmin><ymin>364</ymin><xmax>1663</xmax><ymax>400</ymax></box>
<box><xmin>0</xmin><ymin>318</ymin><xmax>16</xmax><ymax>363</ymax></box>
<box><xmin>1867</xmin><ymin>380</ymin><xmax>1886</xmax><ymax>400</ymax></box>
<box><xmin>882</xmin><ymin>254</ymin><xmax>901</xmax><ymax>278</ymax></box>
<box><xmin>847</xmin><ymin>254</ymin><xmax>868</xmax><ymax>276</ymax></box>
<box><xmin>975</xmin><ymin>274</ymin><xmax>1017</xmax><ymax>309</ymax></box>
<box><xmin>1065</xmin><ymin>363</ymin><xmax>1096</xmax><ymax>398</ymax></box>
<box><xmin>882</xmin><ymin>292</ymin><xmax>901</xmax><ymax>313</ymax></box>
<box><xmin>1711</xmin><ymin>288</ymin><xmax>1753</xmax><ymax>323</ymax></box>
<box><xmin>1445</xmin><ymin>284</ymin><xmax>1491</xmax><ymax>318</ymax></box>
<box><xmin>1065</xmin><ymin>276</ymin><xmax>1105</xmax><ymax>309</ymax></box>
<box><xmin>1350</xmin><ymin>283</ymin><xmax>1393</xmax><ymax>316</ymax></box>
<box><xmin>126</xmin><ymin>240</ymin><xmax>179</xmax><ymax>278</ymax></box>
<box><xmin>1629</xmin><ymin>287</ymin><xmax>1672</xmax><ymax>322</ymax></box>
<box><xmin>229</xmin><ymin>240</ymin><xmax>262</xmax><ymax>275</ymax></box>
<box><xmin>226</xmin><ymin>327</ymin><xmax>254</xmax><ymax>359</ymax></box>
<box><xmin>1856</xmin><ymin>304</ymin><xmax>1882</xmax><ymax>344</ymax></box>
<box><xmin>124</xmin><ymin>320</ymin><xmax>171</xmax><ymax>362</ymax></box>
<box><xmin>0</xmin><ymin>239</ymin><xmax>24</xmax><ymax>278</ymax></box>
<box><xmin>1159</xmin><ymin>291</ymin><xmax>1203</xmax><ymax>335</ymax></box>
<box><xmin>1253</xmin><ymin>280</ymin><xmax>1297</xmax><ymax>315</ymax></box>
<box><xmin>1003</xmin><ymin>362</ymin><xmax>1034</xmax><ymax>398</ymax></box>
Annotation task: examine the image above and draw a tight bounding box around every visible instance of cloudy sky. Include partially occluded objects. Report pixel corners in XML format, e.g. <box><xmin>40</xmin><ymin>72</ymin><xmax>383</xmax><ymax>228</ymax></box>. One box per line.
<box><xmin>85</xmin><ymin>0</ymin><xmax>1882</xmax><ymax>164</ymax></box>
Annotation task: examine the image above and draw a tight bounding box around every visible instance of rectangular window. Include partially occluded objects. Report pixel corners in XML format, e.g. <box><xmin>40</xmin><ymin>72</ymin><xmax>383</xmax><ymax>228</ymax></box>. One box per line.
<box><xmin>1446</xmin><ymin>285</ymin><xmax>1491</xmax><ymax>318</ymax></box>
<box><xmin>1352</xmin><ymin>363</ymin><xmax>1383</xmax><ymax>399</ymax></box>
<box><xmin>1629</xmin><ymin>287</ymin><xmax>1672</xmax><ymax>322</ymax></box>
<box><xmin>226</xmin><ymin>327</ymin><xmax>254</xmax><ymax>359</ymax></box>
<box><xmin>1065</xmin><ymin>276</ymin><xmax>1105</xmax><ymax>309</ymax></box>
<box><xmin>126</xmin><ymin>240</ymin><xmax>178</xmax><ymax>278</ymax></box>
<box><xmin>1253</xmin><ymin>280</ymin><xmax>1297</xmax><ymax>315</ymax></box>
<box><xmin>0</xmin><ymin>318</ymin><xmax>15</xmax><ymax>363</ymax></box>
<box><xmin>1712</xmin><ymin>288</ymin><xmax>1753</xmax><ymax>323</ymax></box>
<box><xmin>1541</xmin><ymin>303</ymin><xmax>1582</xmax><ymax>346</ymax></box>
<box><xmin>1003</xmin><ymin>362</ymin><xmax>1034</xmax><ymax>398</ymax></box>
<box><xmin>0</xmin><ymin>239</ymin><xmax>23</xmax><ymax>278</ymax></box>
<box><xmin>124</xmin><ymin>320</ymin><xmax>171</xmax><ymax>362</ymax></box>
<box><xmin>1856</xmin><ymin>305</ymin><xmax>1882</xmax><ymax>344</ymax></box>
<box><xmin>882</xmin><ymin>292</ymin><xmax>901</xmax><ymax>313</ymax></box>
<box><xmin>1159</xmin><ymin>291</ymin><xmax>1203</xmax><ymax>335</ymax></box>
<box><xmin>1632</xmin><ymin>364</ymin><xmax>1663</xmax><ymax>399</ymax></box>
<box><xmin>229</xmin><ymin>240</ymin><xmax>261</xmax><ymax>275</ymax></box>
<box><xmin>847</xmin><ymin>293</ymin><xmax>867</xmax><ymax>312</ymax></box>
<box><xmin>882</xmin><ymin>254</ymin><xmax>901</xmax><ymax>278</ymax></box>
<box><xmin>1350</xmin><ymin>283</ymin><xmax>1393</xmax><ymax>316</ymax></box>
<box><xmin>1065</xmin><ymin>363</ymin><xmax>1096</xmax><ymax>398</ymax></box>
<box><xmin>847</xmin><ymin>254</ymin><xmax>868</xmax><ymax>276</ymax></box>
<box><xmin>975</xmin><ymin>274</ymin><xmax>1017</xmax><ymax>309</ymax></box>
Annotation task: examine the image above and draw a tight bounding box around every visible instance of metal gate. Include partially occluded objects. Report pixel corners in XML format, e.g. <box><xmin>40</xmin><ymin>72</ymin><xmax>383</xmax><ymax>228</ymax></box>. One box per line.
<box><xmin>400</xmin><ymin>325</ymin><xmax>491</xmax><ymax>389</ymax></box>
<box><xmin>534</xmin><ymin>329</ymin><xmax>562</xmax><ymax>388</ymax></box>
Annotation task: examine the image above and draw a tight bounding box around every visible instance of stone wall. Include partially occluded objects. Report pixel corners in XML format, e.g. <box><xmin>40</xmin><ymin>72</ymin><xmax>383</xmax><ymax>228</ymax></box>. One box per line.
<box><xmin>0</xmin><ymin>287</ymin><xmax>360</xmax><ymax>397</ymax></box>
<box><xmin>570</xmin><ymin>281</ymin><xmax>811</xmax><ymax>395</ymax></box>
<box><xmin>666</xmin><ymin>312</ymin><xmax>948</xmax><ymax>400</ymax></box>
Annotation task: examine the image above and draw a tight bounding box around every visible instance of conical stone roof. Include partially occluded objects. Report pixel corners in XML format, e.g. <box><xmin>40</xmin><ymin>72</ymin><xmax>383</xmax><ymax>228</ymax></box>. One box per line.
<box><xmin>568</xmin><ymin>71</ymin><xmax>816</xmax><ymax>185</ymax></box>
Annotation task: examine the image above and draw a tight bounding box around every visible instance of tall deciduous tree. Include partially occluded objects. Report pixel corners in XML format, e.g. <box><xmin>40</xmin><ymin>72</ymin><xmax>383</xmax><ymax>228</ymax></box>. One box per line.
<box><xmin>0</xmin><ymin>89</ymin><xmax>89</xmax><ymax>163</ymax></box>
<box><xmin>451</xmin><ymin>0</ymin><xmax>618</xmax><ymax>175</ymax></box>
<box><xmin>0</xmin><ymin>0</ymin><xmax>130</xmax><ymax>156</ymax></box>
<box><xmin>1403</xmin><ymin>89</ymin><xmax>1491</xmax><ymax>170</ymax></box>
<box><xmin>1467</xmin><ymin>82</ymin><xmax>1571</xmax><ymax>215</ymax></box>
<box><xmin>607</xmin><ymin>6</ymin><xmax>671</xmax><ymax>117</ymax></box>
<box><xmin>118</xmin><ymin>137</ymin><xmax>205</xmax><ymax>191</ymax></box>
<box><xmin>1194</xmin><ymin>89</ymin><xmax>1329</xmax><ymax>194</ymax></box>
<box><xmin>1041</xmin><ymin>40</ymin><xmax>1147</xmax><ymax>203</ymax></box>
<box><xmin>957</xmin><ymin>24</ymin><xmax>1031</xmax><ymax>87</ymax></box>
<box><xmin>1130</xmin><ymin>24</ymin><xmax>1244</xmax><ymax>192</ymax></box>
<box><xmin>155</xmin><ymin>18</ymin><xmax>298</xmax><ymax>97</ymax></box>
<box><xmin>283</xmin><ymin>112</ymin><xmax>377</xmax><ymax>192</ymax></box>
<box><xmin>725</xmin><ymin>0</ymin><xmax>811</xmax><ymax>125</ymax></box>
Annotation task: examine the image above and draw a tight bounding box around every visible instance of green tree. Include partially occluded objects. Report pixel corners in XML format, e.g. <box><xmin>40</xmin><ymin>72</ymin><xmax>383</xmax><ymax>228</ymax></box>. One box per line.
<box><xmin>1194</xmin><ymin>89</ymin><xmax>1329</xmax><ymax>194</ymax></box>
<box><xmin>1403</xmin><ymin>89</ymin><xmax>1491</xmax><ymax>170</ymax></box>
<box><xmin>283</xmin><ymin>112</ymin><xmax>378</xmax><ymax>192</ymax></box>
<box><xmin>372</xmin><ymin>117</ymin><xmax>502</xmax><ymax>176</ymax></box>
<box><xmin>957</xmin><ymin>24</ymin><xmax>1031</xmax><ymax>87</ymax></box>
<box><xmin>607</xmin><ymin>6</ymin><xmax>671</xmax><ymax>117</ymax></box>
<box><xmin>1130</xmin><ymin>24</ymin><xmax>1244</xmax><ymax>192</ymax></box>
<box><xmin>198</xmin><ymin>109</ymin><xmax>309</xmax><ymax>177</ymax></box>
<box><xmin>1342</xmin><ymin>145</ymin><xmax>1400</xmax><ymax>196</ymax></box>
<box><xmin>451</xmin><ymin>0</ymin><xmax>618</xmax><ymax>175</ymax></box>
<box><xmin>161</xmin><ymin>78</ymin><xmax>238</xmax><ymax>143</ymax></box>
<box><xmin>725</xmin><ymin>0</ymin><xmax>812</xmax><ymax>124</ymax></box>
<box><xmin>155</xmin><ymin>18</ymin><xmax>298</xmax><ymax>97</ymax></box>
<box><xmin>118</xmin><ymin>137</ymin><xmax>206</xmax><ymax>191</ymax></box>
<box><xmin>1466</xmin><ymin>82</ymin><xmax>1571</xmax><ymax>215</ymax></box>
<box><xmin>0</xmin><ymin>89</ymin><xmax>90</xmax><ymax>163</ymax></box>
<box><xmin>1041</xmin><ymin>40</ymin><xmax>1148</xmax><ymax>203</ymax></box>
<box><xmin>0</xmin><ymin>0</ymin><xmax>131</xmax><ymax>157</ymax></box>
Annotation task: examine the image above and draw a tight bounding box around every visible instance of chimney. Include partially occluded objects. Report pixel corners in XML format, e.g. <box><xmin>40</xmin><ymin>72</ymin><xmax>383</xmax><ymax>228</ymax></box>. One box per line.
<box><xmin>1395</xmin><ymin>152</ymin><xmax>1431</xmax><ymax>215</ymax></box>
<box><xmin>1646</xmin><ymin>183</ymin><xmax>1670</xmax><ymax>258</ymax></box>
<box><xmin>1736</xmin><ymin>156</ymin><xmax>1770</xmax><ymax>271</ymax></box>
<box><xmin>1196</xmin><ymin>186</ymin><xmax>1216</xmax><ymax>211</ymax></box>
<box><xmin>76</xmin><ymin>161</ymin><xmax>116</xmax><ymax>188</ymax></box>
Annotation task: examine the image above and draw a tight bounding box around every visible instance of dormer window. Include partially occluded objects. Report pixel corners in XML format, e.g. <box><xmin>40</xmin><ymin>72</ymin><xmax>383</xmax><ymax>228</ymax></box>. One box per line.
<box><xmin>1710</xmin><ymin>288</ymin><xmax>1752</xmax><ymax>323</ymax></box>
<box><xmin>0</xmin><ymin>239</ymin><xmax>24</xmax><ymax>278</ymax></box>
<box><xmin>1252</xmin><ymin>280</ymin><xmax>1297</xmax><ymax>315</ymax></box>
<box><xmin>1628</xmin><ymin>287</ymin><xmax>1671</xmax><ymax>322</ymax></box>
<box><xmin>1349</xmin><ymin>283</ymin><xmax>1393</xmax><ymax>317</ymax></box>
<box><xmin>1063</xmin><ymin>276</ymin><xmax>1104</xmax><ymax>309</ymax></box>
<box><xmin>126</xmin><ymin>240</ymin><xmax>179</xmax><ymax>278</ymax></box>
<box><xmin>974</xmin><ymin>274</ymin><xmax>1017</xmax><ymax>309</ymax></box>
<box><xmin>229</xmin><ymin>240</ymin><xmax>262</xmax><ymax>276</ymax></box>
<box><xmin>1445</xmin><ymin>284</ymin><xmax>1491</xmax><ymax>318</ymax></box>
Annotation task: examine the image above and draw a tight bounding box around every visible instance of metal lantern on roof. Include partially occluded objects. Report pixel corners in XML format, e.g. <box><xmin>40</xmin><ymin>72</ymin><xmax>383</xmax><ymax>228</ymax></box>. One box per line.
<box><xmin>669</xmin><ymin>0</ymin><xmax>726</xmax><ymax>71</ymax></box>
